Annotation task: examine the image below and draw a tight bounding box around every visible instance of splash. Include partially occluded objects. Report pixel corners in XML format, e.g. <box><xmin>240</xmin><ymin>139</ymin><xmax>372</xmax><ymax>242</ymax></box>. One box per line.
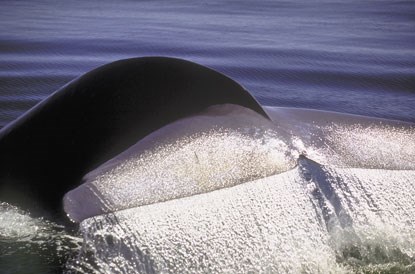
<box><xmin>0</xmin><ymin>202</ymin><xmax>82</xmax><ymax>273</ymax></box>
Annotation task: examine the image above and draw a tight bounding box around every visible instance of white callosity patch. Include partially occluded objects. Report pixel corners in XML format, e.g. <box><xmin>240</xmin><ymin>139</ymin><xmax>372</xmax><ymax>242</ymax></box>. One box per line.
<box><xmin>72</xmin><ymin>169</ymin><xmax>347</xmax><ymax>274</ymax></box>
<box><xmin>64</xmin><ymin>105</ymin><xmax>296</xmax><ymax>222</ymax></box>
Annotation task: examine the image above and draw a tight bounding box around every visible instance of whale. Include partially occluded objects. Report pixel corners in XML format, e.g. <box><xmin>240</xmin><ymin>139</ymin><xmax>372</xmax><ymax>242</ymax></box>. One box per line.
<box><xmin>1</xmin><ymin>57</ymin><xmax>415</xmax><ymax>273</ymax></box>
<box><xmin>63</xmin><ymin>104</ymin><xmax>415</xmax><ymax>223</ymax></box>
<box><xmin>0</xmin><ymin>57</ymin><xmax>414</xmax><ymax>225</ymax></box>
<box><xmin>0</xmin><ymin>57</ymin><xmax>268</xmax><ymax>220</ymax></box>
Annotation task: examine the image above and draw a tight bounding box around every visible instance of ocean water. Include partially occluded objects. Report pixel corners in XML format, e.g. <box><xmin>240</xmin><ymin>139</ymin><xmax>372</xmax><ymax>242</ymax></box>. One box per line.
<box><xmin>0</xmin><ymin>0</ymin><xmax>414</xmax><ymax>128</ymax></box>
<box><xmin>0</xmin><ymin>0</ymin><xmax>415</xmax><ymax>273</ymax></box>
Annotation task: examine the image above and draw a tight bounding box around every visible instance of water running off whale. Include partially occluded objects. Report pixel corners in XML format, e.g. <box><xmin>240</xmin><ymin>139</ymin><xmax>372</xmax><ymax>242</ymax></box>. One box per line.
<box><xmin>0</xmin><ymin>57</ymin><xmax>414</xmax><ymax>273</ymax></box>
<box><xmin>64</xmin><ymin>104</ymin><xmax>295</xmax><ymax>222</ymax></box>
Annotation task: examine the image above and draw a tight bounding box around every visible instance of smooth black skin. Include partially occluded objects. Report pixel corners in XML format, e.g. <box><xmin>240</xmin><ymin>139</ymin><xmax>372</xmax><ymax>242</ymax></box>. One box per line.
<box><xmin>0</xmin><ymin>57</ymin><xmax>268</xmax><ymax>221</ymax></box>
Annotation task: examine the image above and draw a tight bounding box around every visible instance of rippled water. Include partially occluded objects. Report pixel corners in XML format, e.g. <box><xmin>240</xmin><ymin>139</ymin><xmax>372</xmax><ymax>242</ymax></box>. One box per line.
<box><xmin>1</xmin><ymin>0</ymin><xmax>414</xmax><ymax>273</ymax></box>
<box><xmin>1</xmin><ymin>0</ymin><xmax>414</xmax><ymax>128</ymax></box>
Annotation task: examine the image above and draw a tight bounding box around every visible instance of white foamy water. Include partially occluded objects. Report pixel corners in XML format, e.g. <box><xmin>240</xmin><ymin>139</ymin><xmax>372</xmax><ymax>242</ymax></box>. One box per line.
<box><xmin>0</xmin><ymin>203</ymin><xmax>82</xmax><ymax>273</ymax></box>
<box><xmin>0</xmin><ymin>202</ymin><xmax>43</xmax><ymax>239</ymax></box>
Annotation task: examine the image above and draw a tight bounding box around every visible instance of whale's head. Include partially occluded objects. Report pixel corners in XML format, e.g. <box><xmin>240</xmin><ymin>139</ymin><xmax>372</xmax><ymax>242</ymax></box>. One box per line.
<box><xmin>64</xmin><ymin>104</ymin><xmax>296</xmax><ymax>222</ymax></box>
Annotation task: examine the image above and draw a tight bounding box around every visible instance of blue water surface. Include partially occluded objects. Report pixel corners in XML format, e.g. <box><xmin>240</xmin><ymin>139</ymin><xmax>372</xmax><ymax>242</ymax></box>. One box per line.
<box><xmin>0</xmin><ymin>0</ymin><xmax>414</xmax><ymax>127</ymax></box>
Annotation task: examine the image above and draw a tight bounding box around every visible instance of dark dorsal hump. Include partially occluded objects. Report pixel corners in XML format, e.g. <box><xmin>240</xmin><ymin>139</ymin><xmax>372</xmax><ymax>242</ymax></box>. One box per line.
<box><xmin>0</xmin><ymin>57</ymin><xmax>267</xmax><ymax>219</ymax></box>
